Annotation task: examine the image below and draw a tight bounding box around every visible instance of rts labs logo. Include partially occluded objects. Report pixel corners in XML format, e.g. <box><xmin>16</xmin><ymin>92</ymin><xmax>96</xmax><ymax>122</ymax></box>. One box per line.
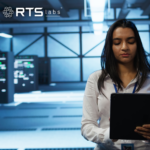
<box><xmin>3</xmin><ymin>7</ymin><xmax>14</xmax><ymax>18</ymax></box>
<box><xmin>2</xmin><ymin>6</ymin><xmax>62</xmax><ymax>18</ymax></box>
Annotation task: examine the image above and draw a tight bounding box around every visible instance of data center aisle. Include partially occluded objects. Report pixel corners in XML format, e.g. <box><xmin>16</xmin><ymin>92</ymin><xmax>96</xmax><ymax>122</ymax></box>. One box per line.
<box><xmin>0</xmin><ymin>91</ymin><xmax>95</xmax><ymax>150</ymax></box>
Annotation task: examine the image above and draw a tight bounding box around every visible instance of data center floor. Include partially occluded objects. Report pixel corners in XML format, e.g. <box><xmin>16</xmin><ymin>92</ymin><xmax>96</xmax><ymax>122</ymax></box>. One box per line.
<box><xmin>0</xmin><ymin>91</ymin><xmax>95</xmax><ymax>150</ymax></box>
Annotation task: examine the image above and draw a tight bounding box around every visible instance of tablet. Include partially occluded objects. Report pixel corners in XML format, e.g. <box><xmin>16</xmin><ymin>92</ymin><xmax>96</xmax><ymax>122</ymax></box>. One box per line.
<box><xmin>110</xmin><ymin>93</ymin><xmax>150</xmax><ymax>140</ymax></box>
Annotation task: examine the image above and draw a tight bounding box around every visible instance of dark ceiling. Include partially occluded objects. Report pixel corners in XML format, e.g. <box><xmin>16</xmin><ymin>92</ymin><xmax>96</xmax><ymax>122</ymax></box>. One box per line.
<box><xmin>0</xmin><ymin>0</ymin><xmax>150</xmax><ymax>23</ymax></box>
<box><xmin>0</xmin><ymin>0</ymin><xmax>149</xmax><ymax>10</ymax></box>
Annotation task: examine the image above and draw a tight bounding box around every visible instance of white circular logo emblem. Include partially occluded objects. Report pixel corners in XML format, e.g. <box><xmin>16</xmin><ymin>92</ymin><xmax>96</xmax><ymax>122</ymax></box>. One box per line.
<box><xmin>3</xmin><ymin>7</ymin><xmax>14</xmax><ymax>18</ymax></box>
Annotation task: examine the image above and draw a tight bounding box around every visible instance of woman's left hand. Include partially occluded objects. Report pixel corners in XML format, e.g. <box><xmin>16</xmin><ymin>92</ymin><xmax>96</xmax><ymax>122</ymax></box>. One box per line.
<box><xmin>134</xmin><ymin>124</ymin><xmax>150</xmax><ymax>140</ymax></box>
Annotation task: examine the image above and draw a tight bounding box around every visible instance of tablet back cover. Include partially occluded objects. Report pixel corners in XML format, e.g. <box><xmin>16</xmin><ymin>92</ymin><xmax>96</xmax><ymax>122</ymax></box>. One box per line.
<box><xmin>110</xmin><ymin>93</ymin><xmax>150</xmax><ymax>140</ymax></box>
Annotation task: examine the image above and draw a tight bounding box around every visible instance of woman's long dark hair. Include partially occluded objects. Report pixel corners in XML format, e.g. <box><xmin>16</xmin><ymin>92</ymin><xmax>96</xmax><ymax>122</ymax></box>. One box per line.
<box><xmin>98</xmin><ymin>19</ymin><xmax>150</xmax><ymax>94</ymax></box>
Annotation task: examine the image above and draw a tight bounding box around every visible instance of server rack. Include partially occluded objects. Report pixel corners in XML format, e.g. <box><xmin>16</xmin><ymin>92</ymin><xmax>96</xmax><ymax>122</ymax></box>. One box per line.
<box><xmin>14</xmin><ymin>55</ymin><xmax>38</xmax><ymax>93</ymax></box>
<box><xmin>0</xmin><ymin>52</ymin><xmax>14</xmax><ymax>103</ymax></box>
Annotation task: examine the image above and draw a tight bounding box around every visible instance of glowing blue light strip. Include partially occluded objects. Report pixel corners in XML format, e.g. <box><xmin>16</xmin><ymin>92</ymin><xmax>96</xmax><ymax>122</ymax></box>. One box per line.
<box><xmin>90</xmin><ymin>0</ymin><xmax>106</xmax><ymax>12</ymax></box>
<box><xmin>89</xmin><ymin>0</ymin><xmax>106</xmax><ymax>35</ymax></box>
<box><xmin>0</xmin><ymin>33</ymin><xmax>13</xmax><ymax>38</ymax></box>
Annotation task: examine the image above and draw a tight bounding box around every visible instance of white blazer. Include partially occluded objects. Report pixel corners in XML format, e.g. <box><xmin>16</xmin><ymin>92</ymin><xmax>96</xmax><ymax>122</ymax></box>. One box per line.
<box><xmin>81</xmin><ymin>70</ymin><xmax>150</xmax><ymax>150</ymax></box>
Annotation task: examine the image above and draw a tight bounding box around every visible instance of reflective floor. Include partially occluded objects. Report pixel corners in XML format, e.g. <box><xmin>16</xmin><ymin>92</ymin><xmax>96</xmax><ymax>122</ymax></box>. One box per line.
<box><xmin>0</xmin><ymin>91</ymin><xmax>95</xmax><ymax>150</ymax></box>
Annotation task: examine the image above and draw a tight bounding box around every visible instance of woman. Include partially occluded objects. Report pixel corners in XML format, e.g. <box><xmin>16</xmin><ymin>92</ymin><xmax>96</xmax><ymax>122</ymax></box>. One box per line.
<box><xmin>81</xmin><ymin>19</ymin><xmax>150</xmax><ymax>150</ymax></box>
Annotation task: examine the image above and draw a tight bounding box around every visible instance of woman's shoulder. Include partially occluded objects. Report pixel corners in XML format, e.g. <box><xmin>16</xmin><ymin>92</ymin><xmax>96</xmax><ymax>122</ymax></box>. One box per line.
<box><xmin>88</xmin><ymin>70</ymin><xmax>102</xmax><ymax>81</ymax></box>
<box><xmin>138</xmin><ymin>72</ymin><xmax>150</xmax><ymax>91</ymax></box>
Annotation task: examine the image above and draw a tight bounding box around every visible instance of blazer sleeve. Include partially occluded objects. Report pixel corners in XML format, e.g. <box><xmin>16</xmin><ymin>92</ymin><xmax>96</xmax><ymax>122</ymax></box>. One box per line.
<box><xmin>81</xmin><ymin>73</ymin><xmax>110</xmax><ymax>144</ymax></box>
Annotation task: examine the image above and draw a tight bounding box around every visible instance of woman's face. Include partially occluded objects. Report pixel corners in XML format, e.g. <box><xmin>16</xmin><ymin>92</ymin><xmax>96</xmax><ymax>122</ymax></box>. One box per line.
<box><xmin>112</xmin><ymin>27</ymin><xmax>137</xmax><ymax>65</ymax></box>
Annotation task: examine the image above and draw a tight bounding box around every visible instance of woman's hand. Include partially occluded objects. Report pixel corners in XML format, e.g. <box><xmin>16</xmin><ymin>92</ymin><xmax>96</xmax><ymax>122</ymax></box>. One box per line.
<box><xmin>134</xmin><ymin>124</ymin><xmax>150</xmax><ymax>140</ymax></box>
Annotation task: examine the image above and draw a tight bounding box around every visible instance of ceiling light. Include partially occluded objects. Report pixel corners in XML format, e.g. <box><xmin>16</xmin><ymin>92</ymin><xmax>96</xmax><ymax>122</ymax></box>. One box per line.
<box><xmin>89</xmin><ymin>0</ymin><xmax>106</xmax><ymax>35</ymax></box>
<box><xmin>90</xmin><ymin>0</ymin><xmax>106</xmax><ymax>12</ymax></box>
<box><xmin>94</xmin><ymin>31</ymin><xmax>103</xmax><ymax>35</ymax></box>
<box><xmin>0</xmin><ymin>33</ymin><xmax>13</xmax><ymax>38</ymax></box>
<box><xmin>91</xmin><ymin>12</ymin><xmax>104</xmax><ymax>22</ymax></box>
<box><xmin>93</xmin><ymin>23</ymin><xmax>103</xmax><ymax>30</ymax></box>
